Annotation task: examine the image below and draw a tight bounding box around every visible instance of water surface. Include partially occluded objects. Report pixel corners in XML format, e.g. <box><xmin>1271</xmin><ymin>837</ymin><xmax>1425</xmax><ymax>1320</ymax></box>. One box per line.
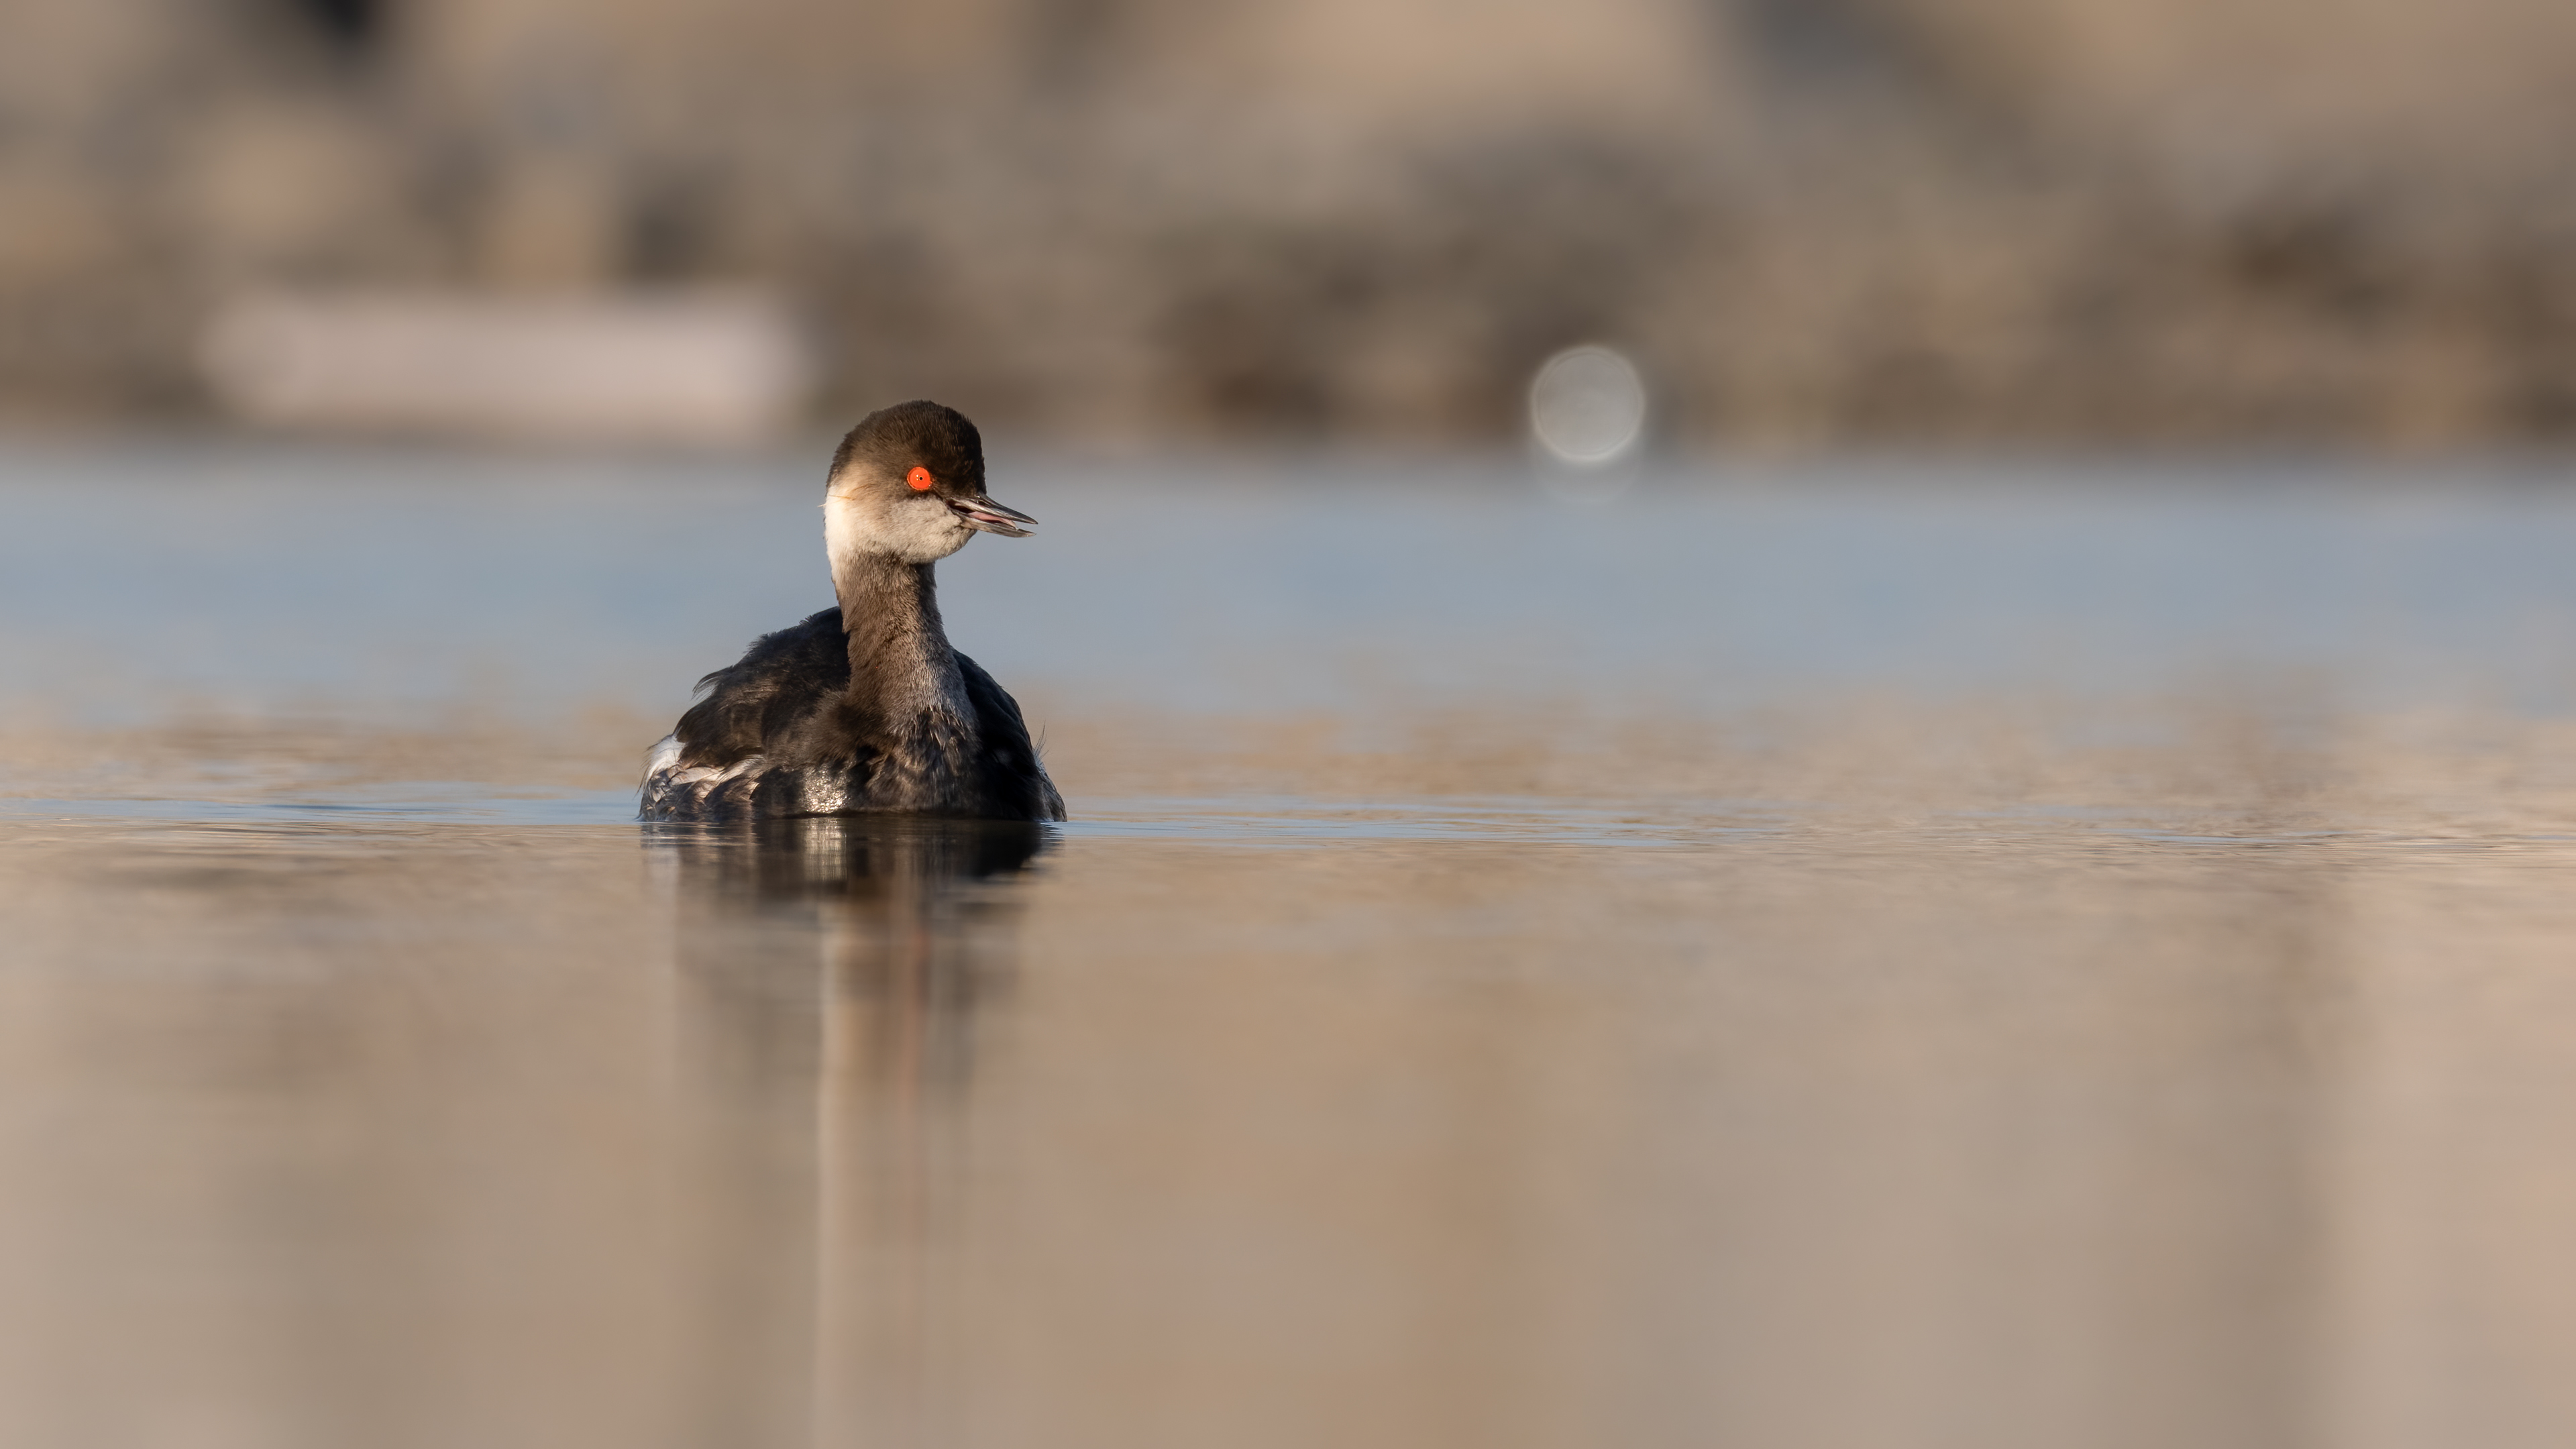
<box><xmin>5</xmin><ymin>443</ymin><xmax>2576</xmax><ymax>1449</ymax></box>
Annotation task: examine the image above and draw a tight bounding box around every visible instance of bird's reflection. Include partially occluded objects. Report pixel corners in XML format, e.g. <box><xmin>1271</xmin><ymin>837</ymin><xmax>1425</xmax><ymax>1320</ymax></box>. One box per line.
<box><xmin>649</xmin><ymin>815</ymin><xmax>1051</xmax><ymax>1449</ymax></box>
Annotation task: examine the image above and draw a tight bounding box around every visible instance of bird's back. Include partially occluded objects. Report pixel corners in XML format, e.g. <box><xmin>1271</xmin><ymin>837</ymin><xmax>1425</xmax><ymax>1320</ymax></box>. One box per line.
<box><xmin>641</xmin><ymin>608</ymin><xmax>1063</xmax><ymax>822</ymax></box>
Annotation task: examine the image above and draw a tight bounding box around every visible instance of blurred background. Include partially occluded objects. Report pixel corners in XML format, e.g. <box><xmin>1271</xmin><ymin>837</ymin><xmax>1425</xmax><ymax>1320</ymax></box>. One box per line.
<box><xmin>12</xmin><ymin>0</ymin><xmax>2576</xmax><ymax>447</ymax></box>
<box><xmin>21</xmin><ymin>7</ymin><xmax>2576</xmax><ymax>1449</ymax></box>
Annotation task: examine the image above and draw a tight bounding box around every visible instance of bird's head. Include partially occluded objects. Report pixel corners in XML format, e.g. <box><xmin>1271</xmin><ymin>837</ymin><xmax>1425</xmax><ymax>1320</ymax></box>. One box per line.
<box><xmin>824</xmin><ymin>400</ymin><xmax>1037</xmax><ymax>566</ymax></box>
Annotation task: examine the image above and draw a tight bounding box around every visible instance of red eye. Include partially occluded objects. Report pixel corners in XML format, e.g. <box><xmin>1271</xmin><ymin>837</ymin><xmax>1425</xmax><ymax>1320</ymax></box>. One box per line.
<box><xmin>906</xmin><ymin>467</ymin><xmax>934</xmax><ymax>491</ymax></box>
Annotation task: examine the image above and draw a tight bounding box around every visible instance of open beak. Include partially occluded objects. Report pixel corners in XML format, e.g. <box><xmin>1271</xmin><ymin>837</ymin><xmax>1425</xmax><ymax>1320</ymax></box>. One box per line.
<box><xmin>949</xmin><ymin>494</ymin><xmax>1038</xmax><ymax>538</ymax></box>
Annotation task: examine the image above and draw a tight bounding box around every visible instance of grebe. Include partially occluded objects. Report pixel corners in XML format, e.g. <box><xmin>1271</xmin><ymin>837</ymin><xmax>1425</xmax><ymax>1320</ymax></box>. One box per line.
<box><xmin>641</xmin><ymin>401</ymin><xmax>1066</xmax><ymax>823</ymax></box>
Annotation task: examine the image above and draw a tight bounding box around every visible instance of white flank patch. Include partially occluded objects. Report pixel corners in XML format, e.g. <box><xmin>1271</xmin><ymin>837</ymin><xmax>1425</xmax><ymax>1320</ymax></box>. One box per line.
<box><xmin>645</xmin><ymin>734</ymin><xmax>682</xmax><ymax>776</ymax></box>
<box><xmin>666</xmin><ymin>754</ymin><xmax>767</xmax><ymax>788</ymax></box>
<box><xmin>645</xmin><ymin>733</ymin><xmax>770</xmax><ymax>800</ymax></box>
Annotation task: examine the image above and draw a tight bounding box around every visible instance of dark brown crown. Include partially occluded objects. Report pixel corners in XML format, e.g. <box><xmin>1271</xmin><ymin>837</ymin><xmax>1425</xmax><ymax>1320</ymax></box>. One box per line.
<box><xmin>829</xmin><ymin>400</ymin><xmax>985</xmax><ymax>495</ymax></box>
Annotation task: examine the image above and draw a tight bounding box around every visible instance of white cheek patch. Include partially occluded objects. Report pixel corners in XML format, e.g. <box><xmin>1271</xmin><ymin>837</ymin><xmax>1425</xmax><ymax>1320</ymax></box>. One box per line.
<box><xmin>825</xmin><ymin>488</ymin><xmax>970</xmax><ymax>568</ymax></box>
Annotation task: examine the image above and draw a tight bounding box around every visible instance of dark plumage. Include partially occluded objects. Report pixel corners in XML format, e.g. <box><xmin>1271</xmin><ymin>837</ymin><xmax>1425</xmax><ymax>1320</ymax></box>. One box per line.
<box><xmin>641</xmin><ymin>402</ymin><xmax>1065</xmax><ymax>824</ymax></box>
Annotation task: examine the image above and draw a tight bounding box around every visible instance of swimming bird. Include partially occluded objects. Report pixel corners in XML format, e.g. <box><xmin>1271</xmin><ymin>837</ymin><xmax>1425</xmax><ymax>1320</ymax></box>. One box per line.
<box><xmin>641</xmin><ymin>401</ymin><xmax>1065</xmax><ymax>822</ymax></box>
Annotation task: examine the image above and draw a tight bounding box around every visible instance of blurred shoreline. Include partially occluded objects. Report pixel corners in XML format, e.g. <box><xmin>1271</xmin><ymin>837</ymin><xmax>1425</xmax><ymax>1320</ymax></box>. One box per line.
<box><xmin>9</xmin><ymin>0</ymin><xmax>2576</xmax><ymax>449</ymax></box>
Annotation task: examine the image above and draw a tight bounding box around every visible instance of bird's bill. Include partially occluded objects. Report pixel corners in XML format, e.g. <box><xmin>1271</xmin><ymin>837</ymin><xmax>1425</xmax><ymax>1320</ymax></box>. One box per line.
<box><xmin>950</xmin><ymin>494</ymin><xmax>1038</xmax><ymax>537</ymax></box>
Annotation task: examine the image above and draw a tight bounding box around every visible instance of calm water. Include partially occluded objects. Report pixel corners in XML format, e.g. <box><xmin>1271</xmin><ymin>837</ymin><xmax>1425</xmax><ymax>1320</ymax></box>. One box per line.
<box><xmin>7</xmin><ymin>441</ymin><xmax>2576</xmax><ymax>1449</ymax></box>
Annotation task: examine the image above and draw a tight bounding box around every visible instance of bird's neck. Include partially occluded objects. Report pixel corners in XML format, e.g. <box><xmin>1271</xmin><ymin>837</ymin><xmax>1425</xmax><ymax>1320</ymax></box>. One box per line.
<box><xmin>834</xmin><ymin>552</ymin><xmax>967</xmax><ymax>733</ymax></box>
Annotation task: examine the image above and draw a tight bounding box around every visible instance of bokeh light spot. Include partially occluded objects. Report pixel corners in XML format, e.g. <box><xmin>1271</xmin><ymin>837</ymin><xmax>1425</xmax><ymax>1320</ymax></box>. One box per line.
<box><xmin>1529</xmin><ymin>345</ymin><xmax>1646</xmax><ymax>465</ymax></box>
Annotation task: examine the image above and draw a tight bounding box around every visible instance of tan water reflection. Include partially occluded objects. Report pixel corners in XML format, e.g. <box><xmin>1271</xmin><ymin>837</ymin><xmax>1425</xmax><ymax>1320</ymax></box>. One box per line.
<box><xmin>659</xmin><ymin>816</ymin><xmax>1044</xmax><ymax>1449</ymax></box>
<box><xmin>3</xmin><ymin>708</ymin><xmax>2576</xmax><ymax>1448</ymax></box>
